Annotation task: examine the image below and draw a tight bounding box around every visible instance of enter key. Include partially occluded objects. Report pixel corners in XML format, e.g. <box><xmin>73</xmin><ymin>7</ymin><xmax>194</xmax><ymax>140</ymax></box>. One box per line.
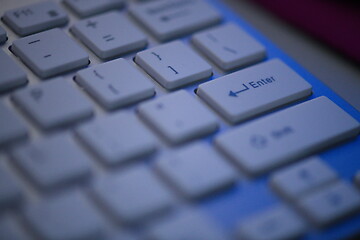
<box><xmin>197</xmin><ymin>59</ymin><xmax>312</xmax><ymax>123</ymax></box>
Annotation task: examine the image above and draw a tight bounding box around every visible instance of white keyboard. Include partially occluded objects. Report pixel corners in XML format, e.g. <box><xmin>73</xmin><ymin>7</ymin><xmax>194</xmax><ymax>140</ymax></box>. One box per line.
<box><xmin>1</xmin><ymin>0</ymin><xmax>360</xmax><ymax>240</ymax></box>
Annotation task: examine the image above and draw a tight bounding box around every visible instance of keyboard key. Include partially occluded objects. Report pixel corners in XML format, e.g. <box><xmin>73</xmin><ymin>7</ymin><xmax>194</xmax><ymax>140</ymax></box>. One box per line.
<box><xmin>108</xmin><ymin>231</ymin><xmax>138</xmax><ymax>240</ymax></box>
<box><xmin>192</xmin><ymin>23</ymin><xmax>266</xmax><ymax>70</ymax></box>
<box><xmin>24</xmin><ymin>190</ymin><xmax>106</xmax><ymax>240</ymax></box>
<box><xmin>2</xmin><ymin>1</ymin><xmax>68</xmax><ymax>36</ymax></box>
<box><xmin>0</xmin><ymin>216</ymin><xmax>30</xmax><ymax>240</ymax></box>
<box><xmin>270</xmin><ymin>156</ymin><xmax>338</xmax><ymax>200</ymax></box>
<box><xmin>155</xmin><ymin>142</ymin><xmax>236</xmax><ymax>199</ymax></box>
<box><xmin>12</xmin><ymin>77</ymin><xmax>93</xmax><ymax>129</ymax></box>
<box><xmin>0</xmin><ymin>166</ymin><xmax>23</xmax><ymax>209</ymax></box>
<box><xmin>0</xmin><ymin>49</ymin><xmax>27</xmax><ymax>92</ymax></box>
<box><xmin>215</xmin><ymin>97</ymin><xmax>360</xmax><ymax>176</ymax></box>
<box><xmin>11</xmin><ymin>28</ymin><xmax>89</xmax><ymax>78</ymax></box>
<box><xmin>148</xmin><ymin>210</ymin><xmax>229</xmax><ymax>240</ymax></box>
<box><xmin>71</xmin><ymin>12</ymin><xmax>147</xmax><ymax>59</ymax></box>
<box><xmin>75</xmin><ymin>58</ymin><xmax>155</xmax><ymax>110</ymax></box>
<box><xmin>135</xmin><ymin>41</ymin><xmax>212</xmax><ymax>90</ymax></box>
<box><xmin>92</xmin><ymin>165</ymin><xmax>173</xmax><ymax>224</ymax></box>
<box><xmin>76</xmin><ymin>112</ymin><xmax>157</xmax><ymax>166</ymax></box>
<box><xmin>0</xmin><ymin>26</ymin><xmax>7</xmax><ymax>44</ymax></box>
<box><xmin>64</xmin><ymin>0</ymin><xmax>126</xmax><ymax>18</ymax></box>
<box><xmin>197</xmin><ymin>59</ymin><xmax>312</xmax><ymax>123</ymax></box>
<box><xmin>129</xmin><ymin>0</ymin><xmax>221</xmax><ymax>41</ymax></box>
<box><xmin>0</xmin><ymin>101</ymin><xmax>28</xmax><ymax>147</ymax></box>
<box><xmin>138</xmin><ymin>90</ymin><xmax>218</xmax><ymax>144</ymax></box>
<box><xmin>237</xmin><ymin>206</ymin><xmax>305</xmax><ymax>240</ymax></box>
<box><xmin>11</xmin><ymin>133</ymin><xmax>91</xmax><ymax>190</ymax></box>
<box><xmin>298</xmin><ymin>181</ymin><xmax>360</xmax><ymax>227</ymax></box>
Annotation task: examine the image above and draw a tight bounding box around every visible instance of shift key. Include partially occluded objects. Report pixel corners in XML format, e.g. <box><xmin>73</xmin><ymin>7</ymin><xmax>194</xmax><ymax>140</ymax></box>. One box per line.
<box><xmin>197</xmin><ymin>59</ymin><xmax>312</xmax><ymax>123</ymax></box>
<box><xmin>215</xmin><ymin>97</ymin><xmax>360</xmax><ymax>176</ymax></box>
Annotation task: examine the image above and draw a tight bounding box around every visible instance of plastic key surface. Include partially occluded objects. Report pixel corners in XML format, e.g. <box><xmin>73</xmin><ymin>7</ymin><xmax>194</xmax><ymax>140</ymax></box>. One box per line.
<box><xmin>192</xmin><ymin>23</ymin><xmax>266</xmax><ymax>70</ymax></box>
<box><xmin>197</xmin><ymin>59</ymin><xmax>312</xmax><ymax>123</ymax></box>
<box><xmin>156</xmin><ymin>142</ymin><xmax>236</xmax><ymax>199</ymax></box>
<box><xmin>12</xmin><ymin>77</ymin><xmax>93</xmax><ymax>129</ymax></box>
<box><xmin>75</xmin><ymin>58</ymin><xmax>154</xmax><ymax>110</ymax></box>
<box><xmin>11</xmin><ymin>28</ymin><xmax>89</xmax><ymax>78</ymax></box>
<box><xmin>148</xmin><ymin>210</ymin><xmax>229</xmax><ymax>240</ymax></box>
<box><xmin>71</xmin><ymin>12</ymin><xmax>147</xmax><ymax>59</ymax></box>
<box><xmin>135</xmin><ymin>40</ymin><xmax>212</xmax><ymax>90</ymax></box>
<box><xmin>107</xmin><ymin>232</ymin><xmax>138</xmax><ymax>240</ymax></box>
<box><xmin>129</xmin><ymin>0</ymin><xmax>222</xmax><ymax>41</ymax></box>
<box><xmin>270</xmin><ymin>156</ymin><xmax>338</xmax><ymax>200</ymax></box>
<box><xmin>215</xmin><ymin>96</ymin><xmax>360</xmax><ymax>176</ymax></box>
<box><xmin>76</xmin><ymin>112</ymin><xmax>157</xmax><ymax>166</ymax></box>
<box><xmin>298</xmin><ymin>181</ymin><xmax>360</xmax><ymax>227</ymax></box>
<box><xmin>0</xmin><ymin>166</ymin><xmax>22</xmax><ymax>209</ymax></box>
<box><xmin>138</xmin><ymin>90</ymin><xmax>218</xmax><ymax>144</ymax></box>
<box><xmin>24</xmin><ymin>191</ymin><xmax>106</xmax><ymax>240</ymax></box>
<box><xmin>237</xmin><ymin>206</ymin><xmax>306</xmax><ymax>240</ymax></box>
<box><xmin>0</xmin><ymin>50</ymin><xmax>27</xmax><ymax>92</ymax></box>
<box><xmin>92</xmin><ymin>165</ymin><xmax>173</xmax><ymax>224</ymax></box>
<box><xmin>0</xmin><ymin>26</ymin><xmax>7</xmax><ymax>44</ymax></box>
<box><xmin>0</xmin><ymin>216</ymin><xmax>30</xmax><ymax>240</ymax></box>
<box><xmin>64</xmin><ymin>0</ymin><xmax>125</xmax><ymax>18</ymax></box>
<box><xmin>0</xmin><ymin>101</ymin><xmax>28</xmax><ymax>147</ymax></box>
<box><xmin>2</xmin><ymin>1</ymin><xmax>68</xmax><ymax>36</ymax></box>
<box><xmin>11</xmin><ymin>133</ymin><xmax>91</xmax><ymax>190</ymax></box>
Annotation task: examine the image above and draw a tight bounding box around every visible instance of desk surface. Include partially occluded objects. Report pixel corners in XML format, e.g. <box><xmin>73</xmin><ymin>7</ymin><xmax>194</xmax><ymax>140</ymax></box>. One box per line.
<box><xmin>224</xmin><ymin>0</ymin><xmax>360</xmax><ymax>112</ymax></box>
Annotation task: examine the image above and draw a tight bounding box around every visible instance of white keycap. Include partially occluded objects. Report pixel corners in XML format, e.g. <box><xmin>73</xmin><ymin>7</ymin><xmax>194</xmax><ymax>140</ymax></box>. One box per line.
<box><xmin>64</xmin><ymin>0</ymin><xmax>125</xmax><ymax>18</ymax></box>
<box><xmin>197</xmin><ymin>59</ymin><xmax>312</xmax><ymax>123</ymax></box>
<box><xmin>92</xmin><ymin>165</ymin><xmax>173</xmax><ymax>224</ymax></box>
<box><xmin>135</xmin><ymin>40</ymin><xmax>212</xmax><ymax>90</ymax></box>
<box><xmin>270</xmin><ymin>156</ymin><xmax>338</xmax><ymax>200</ymax></box>
<box><xmin>108</xmin><ymin>232</ymin><xmax>138</xmax><ymax>240</ymax></box>
<box><xmin>129</xmin><ymin>0</ymin><xmax>222</xmax><ymax>41</ymax></box>
<box><xmin>0</xmin><ymin>26</ymin><xmax>7</xmax><ymax>44</ymax></box>
<box><xmin>0</xmin><ymin>101</ymin><xmax>28</xmax><ymax>147</ymax></box>
<box><xmin>0</xmin><ymin>166</ymin><xmax>23</xmax><ymax>209</ymax></box>
<box><xmin>75</xmin><ymin>59</ymin><xmax>155</xmax><ymax>110</ymax></box>
<box><xmin>71</xmin><ymin>12</ymin><xmax>147</xmax><ymax>59</ymax></box>
<box><xmin>138</xmin><ymin>90</ymin><xmax>218</xmax><ymax>144</ymax></box>
<box><xmin>76</xmin><ymin>112</ymin><xmax>157</xmax><ymax>166</ymax></box>
<box><xmin>0</xmin><ymin>50</ymin><xmax>27</xmax><ymax>92</ymax></box>
<box><xmin>12</xmin><ymin>77</ymin><xmax>93</xmax><ymax>129</ymax></box>
<box><xmin>0</xmin><ymin>216</ymin><xmax>30</xmax><ymax>240</ymax></box>
<box><xmin>237</xmin><ymin>206</ymin><xmax>305</xmax><ymax>240</ymax></box>
<box><xmin>2</xmin><ymin>1</ymin><xmax>68</xmax><ymax>36</ymax></box>
<box><xmin>215</xmin><ymin>97</ymin><xmax>360</xmax><ymax>176</ymax></box>
<box><xmin>11</xmin><ymin>133</ymin><xmax>91</xmax><ymax>190</ymax></box>
<box><xmin>156</xmin><ymin>142</ymin><xmax>236</xmax><ymax>199</ymax></box>
<box><xmin>11</xmin><ymin>28</ymin><xmax>89</xmax><ymax>78</ymax></box>
<box><xmin>148</xmin><ymin>210</ymin><xmax>229</xmax><ymax>240</ymax></box>
<box><xmin>24</xmin><ymin>191</ymin><xmax>106</xmax><ymax>240</ymax></box>
<box><xmin>298</xmin><ymin>181</ymin><xmax>360</xmax><ymax>227</ymax></box>
<box><xmin>192</xmin><ymin>23</ymin><xmax>266</xmax><ymax>70</ymax></box>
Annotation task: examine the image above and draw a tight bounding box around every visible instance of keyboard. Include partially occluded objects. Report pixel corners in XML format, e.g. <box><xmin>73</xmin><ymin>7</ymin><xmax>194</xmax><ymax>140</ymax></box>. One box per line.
<box><xmin>1</xmin><ymin>0</ymin><xmax>360</xmax><ymax>239</ymax></box>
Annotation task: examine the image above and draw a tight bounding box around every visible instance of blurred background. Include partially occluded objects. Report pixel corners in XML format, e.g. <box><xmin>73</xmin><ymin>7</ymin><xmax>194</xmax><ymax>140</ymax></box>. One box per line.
<box><xmin>224</xmin><ymin>0</ymin><xmax>360</xmax><ymax>111</ymax></box>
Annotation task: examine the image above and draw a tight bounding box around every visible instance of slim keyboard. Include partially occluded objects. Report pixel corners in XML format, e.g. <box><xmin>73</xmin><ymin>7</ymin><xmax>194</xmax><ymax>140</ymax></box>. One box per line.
<box><xmin>1</xmin><ymin>0</ymin><xmax>360</xmax><ymax>239</ymax></box>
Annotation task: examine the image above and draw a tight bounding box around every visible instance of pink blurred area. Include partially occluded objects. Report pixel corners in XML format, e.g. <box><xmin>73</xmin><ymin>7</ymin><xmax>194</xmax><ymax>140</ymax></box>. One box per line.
<box><xmin>251</xmin><ymin>0</ymin><xmax>360</xmax><ymax>64</ymax></box>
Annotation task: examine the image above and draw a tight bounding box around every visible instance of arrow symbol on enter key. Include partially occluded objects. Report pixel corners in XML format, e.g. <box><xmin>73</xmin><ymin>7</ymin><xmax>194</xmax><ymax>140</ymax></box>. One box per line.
<box><xmin>229</xmin><ymin>84</ymin><xmax>249</xmax><ymax>97</ymax></box>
